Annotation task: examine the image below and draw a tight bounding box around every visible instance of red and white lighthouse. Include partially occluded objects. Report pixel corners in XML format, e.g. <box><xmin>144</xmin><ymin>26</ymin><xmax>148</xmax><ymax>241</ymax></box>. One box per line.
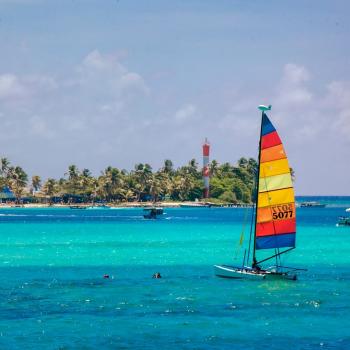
<box><xmin>202</xmin><ymin>138</ymin><xmax>210</xmax><ymax>198</ymax></box>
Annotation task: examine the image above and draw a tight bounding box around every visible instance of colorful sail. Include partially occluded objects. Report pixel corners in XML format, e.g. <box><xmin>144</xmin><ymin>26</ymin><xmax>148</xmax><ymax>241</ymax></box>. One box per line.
<box><xmin>255</xmin><ymin>113</ymin><xmax>296</xmax><ymax>250</ymax></box>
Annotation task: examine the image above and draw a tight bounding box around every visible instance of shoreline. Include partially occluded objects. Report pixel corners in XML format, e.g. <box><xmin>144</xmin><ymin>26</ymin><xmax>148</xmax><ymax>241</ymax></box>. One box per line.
<box><xmin>0</xmin><ymin>201</ymin><xmax>252</xmax><ymax>209</ymax></box>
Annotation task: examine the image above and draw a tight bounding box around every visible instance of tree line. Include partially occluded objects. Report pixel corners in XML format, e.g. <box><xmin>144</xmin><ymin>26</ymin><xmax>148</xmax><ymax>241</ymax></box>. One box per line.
<box><xmin>0</xmin><ymin>157</ymin><xmax>258</xmax><ymax>204</ymax></box>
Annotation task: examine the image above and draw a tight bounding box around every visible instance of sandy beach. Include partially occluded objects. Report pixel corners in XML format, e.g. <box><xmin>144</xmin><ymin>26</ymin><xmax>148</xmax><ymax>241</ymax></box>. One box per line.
<box><xmin>0</xmin><ymin>201</ymin><xmax>190</xmax><ymax>209</ymax></box>
<box><xmin>0</xmin><ymin>201</ymin><xmax>250</xmax><ymax>209</ymax></box>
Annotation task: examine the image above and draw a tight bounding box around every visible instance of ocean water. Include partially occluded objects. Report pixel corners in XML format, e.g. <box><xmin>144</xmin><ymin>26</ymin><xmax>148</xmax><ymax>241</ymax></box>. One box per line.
<box><xmin>0</xmin><ymin>197</ymin><xmax>349</xmax><ymax>349</ymax></box>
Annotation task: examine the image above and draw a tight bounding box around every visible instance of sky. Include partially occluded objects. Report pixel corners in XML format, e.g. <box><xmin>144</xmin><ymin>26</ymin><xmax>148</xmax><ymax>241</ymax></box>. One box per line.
<box><xmin>0</xmin><ymin>0</ymin><xmax>349</xmax><ymax>195</ymax></box>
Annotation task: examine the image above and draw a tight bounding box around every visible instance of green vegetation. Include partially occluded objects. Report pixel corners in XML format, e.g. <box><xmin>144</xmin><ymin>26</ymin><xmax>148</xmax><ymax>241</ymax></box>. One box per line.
<box><xmin>0</xmin><ymin>157</ymin><xmax>258</xmax><ymax>204</ymax></box>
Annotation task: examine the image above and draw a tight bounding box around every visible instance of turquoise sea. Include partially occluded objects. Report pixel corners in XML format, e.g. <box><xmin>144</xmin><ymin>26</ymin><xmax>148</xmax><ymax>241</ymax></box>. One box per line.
<box><xmin>0</xmin><ymin>197</ymin><xmax>349</xmax><ymax>349</ymax></box>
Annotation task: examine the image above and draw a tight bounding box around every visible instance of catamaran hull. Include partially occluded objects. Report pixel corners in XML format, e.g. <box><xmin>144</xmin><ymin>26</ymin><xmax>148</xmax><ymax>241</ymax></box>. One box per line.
<box><xmin>214</xmin><ymin>265</ymin><xmax>297</xmax><ymax>281</ymax></box>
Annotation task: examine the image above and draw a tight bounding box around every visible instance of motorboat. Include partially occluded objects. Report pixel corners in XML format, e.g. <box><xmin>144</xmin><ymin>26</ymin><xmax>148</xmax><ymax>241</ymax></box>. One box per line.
<box><xmin>143</xmin><ymin>207</ymin><xmax>163</xmax><ymax>219</ymax></box>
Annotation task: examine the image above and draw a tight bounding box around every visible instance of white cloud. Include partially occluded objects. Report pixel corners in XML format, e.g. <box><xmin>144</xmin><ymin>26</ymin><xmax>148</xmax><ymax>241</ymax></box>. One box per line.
<box><xmin>81</xmin><ymin>50</ymin><xmax>125</xmax><ymax>73</ymax></box>
<box><xmin>325</xmin><ymin>81</ymin><xmax>350</xmax><ymax>138</ymax></box>
<box><xmin>274</xmin><ymin>69</ymin><xmax>350</xmax><ymax>143</ymax></box>
<box><xmin>0</xmin><ymin>74</ymin><xmax>27</xmax><ymax>100</ymax></box>
<box><xmin>0</xmin><ymin>56</ymin><xmax>349</xmax><ymax>196</ymax></box>
<box><xmin>0</xmin><ymin>73</ymin><xmax>57</xmax><ymax>102</ymax></box>
<box><xmin>24</xmin><ymin>75</ymin><xmax>58</xmax><ymax>91</ymax></box>
<box><xmin>174</xmin><ymin>104</ymin><xmax>197</xmax><ymax>123</ymax></box>
<box><xmin>326</xmin><ymin>81</ymin><xmax>350</xmax><ymax>109</ymax></box>
<box><xmin>78</xmin><ymin>50</ymin><xmax>147</xmax><ymax>95</ymax></box>
<box><xmin>335</xmin><ymin>109</ymin><xmax>350</xmax><ymax>136</ymax></box>
<box><xmin>282</xmin><ymin>63</ymin><xmax>310</xmax><ymax>85</ymax></box>
<box><xmin>0</xmin><ymin>50</ymin><xmax>153</xmax><ymax>176</ymax></box>
<box><xmin>276</xmin><ymin>63</ymin><xmax>312</xmax><ymax>108</ymax></box>
<box><xmin>119</xmin><ymin>72</ymin><xmax>147</xmax><ymax>93</ymax></box>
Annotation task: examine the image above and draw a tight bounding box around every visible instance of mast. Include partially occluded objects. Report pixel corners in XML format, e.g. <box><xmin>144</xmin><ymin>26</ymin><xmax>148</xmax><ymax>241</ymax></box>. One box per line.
<box><xmin>252</xmin><ymin>105</ymin><xmax>271</xmax><ymax>266</ymax></box>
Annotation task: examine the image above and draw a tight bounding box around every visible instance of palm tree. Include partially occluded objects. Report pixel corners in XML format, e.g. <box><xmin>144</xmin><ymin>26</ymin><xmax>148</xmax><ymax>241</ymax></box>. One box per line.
<box><xmin>96</xmin><ymin>176</ymin><xmax>108</xmax><ymax>201</ymax></box>
<box><xmin>290</xmin><ymin>167</ymin><xmax>295</xmax><ymax>182</ymax></box>
<box><xmin>82</xmin><ymin>168</ymin><xmax>91</xmax><ymax>178</ymax></box>
<box><xmin>238</xmin><ymin>157</ymin><xmax>248</xmax><ymax>168</ymax></box>
<box><xmin>0</xmin><ymin>155</ymin><xmax>262</xmax><ymax>205</ymax></box>
<box><xmin>31</xmin><ymin>175</ymin><xmax>41</xmax><ymax>194</ymax></box>
<box><xmin>0</xmin><ymin>157</ymin><xmax>10</xmax><ymax>177</ymax></box>
<box><xmin>171</xmin><ymin>175</ymin><xmax>194</xmax><ymax>201</ymax></box>
<box><xmin>209</xmin><ymin>160</ymin><xmax>219</xmax><ymax>177</ymax></box>
<box><xmin>218</xmin><ymin>162</ymin><xmax>233</xmax><ymax>178</ymax></box>
<box><xmin>149</xmin><ymin>174</ymin><xmax>164</xmax><ymax>202</ymax></box>
<box><xmin>133</xmin><ymin>163</ymin><xmax>153</xmax><ymax>201</ymax></box>
<box><xmin>89</xmin><ymin>178</ymin><xmax>99</xmax><ymax>204</ymax></box>
<box><xmin>120</xmin><ymin>188</ymin><xmax>134</xmax><ymax>202</ymax></box>
<box><xmin>101</xmin><ymin>167</ymin><xmax>124</xmax><ymax>201</ymax></box>
<box><xmin>65</xmin><ymin>165</ymin><xmax>80</xmax><ymax>195</ymax></box>
<box><xmin>78</xmin><ymin>168</ymin><xmax>94</xmax><ymax>201</ymax></box>
<box><xmin>0</xmin><ymin>157</ymin><xmax>10</xmax><ymax>189</ymax></box>
<box><xmin>67</xmin><ymin>165</ymin><xmax>79</xmax><ymax>180</ymax></box>
<box><xmin>188</xmin><ymin>159</ymin><xmax>199</xmax><ymax>177</ymax></box>
<box><xmin>247</xmin><ymin>158</ymin><xmax>258</xmax><ymax>176</ymax></box>
<box><xmin>8</xmin><ymin>166</ymin><xmax>28</xmax><ymax>204</ymax></box>
<box><xmin>163</xmin><ymin>159</ymin><xmax>174</xmax><ymax>174</ymax></box>
<box><xmin>157</xmin><ymin>171</ymin><xmax>172</xmax><ymax>198</ymax></box>
<box><xmin>42</xmin><ymin>178</ymin><xmax>58</xmax><ymax>205</ymax></box>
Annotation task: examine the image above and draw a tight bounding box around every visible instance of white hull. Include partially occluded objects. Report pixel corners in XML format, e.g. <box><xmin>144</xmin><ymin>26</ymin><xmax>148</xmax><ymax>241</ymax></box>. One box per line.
<box><xmin>86</xmin><ymin>206</ymin><xmax>111</xmax><ymax>210</ymax></box>
<box><xmin>214</xmin><ymin>265</ymin><xmax>297</xmax><ymax>280</ymax></box>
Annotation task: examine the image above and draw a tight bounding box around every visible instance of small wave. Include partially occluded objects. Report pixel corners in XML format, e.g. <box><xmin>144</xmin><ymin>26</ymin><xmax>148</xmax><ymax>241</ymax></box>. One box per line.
<box><xmin>35</xmin><ymin>214</ymin><xmax>62</xmax><ymax>217</ymax></box>
<box><xmin>109</xmin><ymin>207</ymin><xmax>130</xmax><ymax>210</ymax></box>
<box><xmin>0</xmin><ymin>213</ymin><xmax>78</xmax><ymax>218</ymax></box>
<box><xmin>164</xmin><ymin>216</ymin><xmax>199</xmax><ymax>220</ymax></box>
<box><xmin>0</xmin><ymin>213</ymin><xmax>29</xmax><ymax>217</ymax></box>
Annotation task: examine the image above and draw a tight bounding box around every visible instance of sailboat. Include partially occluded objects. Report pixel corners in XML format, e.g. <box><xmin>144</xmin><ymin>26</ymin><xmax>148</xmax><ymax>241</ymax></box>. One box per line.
<box><xmin>214</xmin><ymin>105</ymin><xmax>305</xmax><ymax>280</ymax></box>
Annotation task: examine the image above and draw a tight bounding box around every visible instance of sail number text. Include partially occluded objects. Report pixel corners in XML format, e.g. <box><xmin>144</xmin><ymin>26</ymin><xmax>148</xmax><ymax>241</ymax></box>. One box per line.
<box><xmin>271</xmin><ymin>204</ymin><xmax>294</xmax><ymax>220</ymax></box>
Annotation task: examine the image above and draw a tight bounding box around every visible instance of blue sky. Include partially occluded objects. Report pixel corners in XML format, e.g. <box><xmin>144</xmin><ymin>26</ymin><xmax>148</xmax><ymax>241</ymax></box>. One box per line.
<box><xmin>0</xmin><ymin>0</ymin><xmax>349</xmax><ymax>194</ymax></box>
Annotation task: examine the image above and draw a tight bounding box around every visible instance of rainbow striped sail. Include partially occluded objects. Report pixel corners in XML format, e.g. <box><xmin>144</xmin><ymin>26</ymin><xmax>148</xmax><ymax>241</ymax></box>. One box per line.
<box><xmin>255</xmin><ymin>113</ymin><xmax>296</xmax><ymax>250</ymax></box>
<box><xmin>213</xmin><ymin>107</ymin><xmax>303</xmax><ymax>280</ymax></box>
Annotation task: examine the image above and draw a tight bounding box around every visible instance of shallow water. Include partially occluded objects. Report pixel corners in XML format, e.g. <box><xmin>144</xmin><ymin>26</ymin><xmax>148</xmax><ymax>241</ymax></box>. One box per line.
<box><xmin>0</xmin><ymin>197</ymin><xmax>349</xmax><ymax>349</ymax></box>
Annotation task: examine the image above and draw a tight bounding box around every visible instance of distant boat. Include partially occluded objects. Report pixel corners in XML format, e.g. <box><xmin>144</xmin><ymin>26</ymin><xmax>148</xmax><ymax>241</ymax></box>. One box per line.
<box><xmin>180</xmin><ymin>203</ymin><xmax>209</xmax><ymax>208</ymax></box>
<box><xmin>299</xmin><ymin>201</ymin><xmax>326</xmax><ymax>208</ymax></box>
<box><xmin>337</xmin><ymin>217</ymin><xmax>350</xmax><ymax>226</ymax></box>
<box><xmin>86</xmin><ymin>205</ymin><xmax>111</xmax><ymax>209</ymax></box>
<box><xmin>346</xmin><ymin>208</ymin><xmax>350</xmax><ymax>212</ymax></box>
<box><xmin>69</xmin><ymin>205</ymin><xmax>86</xmax><ymax>210</ymax></box>
<box><xmin>215</xmin><ymin>105</ymin><xmax>305</xmax><ymax>280</ymax></box>
<box><xmin>143</xmin><ymin>207</ymin><xmax>163</xmax><ymax>219</ymax></box>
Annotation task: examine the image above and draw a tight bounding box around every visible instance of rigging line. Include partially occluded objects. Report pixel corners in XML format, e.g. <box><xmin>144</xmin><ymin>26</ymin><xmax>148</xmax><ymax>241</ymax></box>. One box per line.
<box><xmin>256</xmin><ymin>247</ymin><xmax>295</xmax><ymax>265</ymax></box>
<box><xmin>241</xmin><ymin>201</ymin><xmax>250</xmax><ymax>235</ymax></box>
<box><xmin>277</xmin><ymin>246</ymin><xmax>281</xmax><ymax>266</ymax></box>
<box><xmin>247</xmin><ymin>174</ymin><xmax>257</xmax><ymax>264</ymax></box>
<box><xmin>233</xmin><ymin>205</ymin><xmax>249</xmax><ymax>260</ymax></box>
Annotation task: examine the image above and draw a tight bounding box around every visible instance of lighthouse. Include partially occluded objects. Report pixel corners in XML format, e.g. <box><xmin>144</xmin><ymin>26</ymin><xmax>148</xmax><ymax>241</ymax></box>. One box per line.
<box><xmin>202</xmin><ymin>138</ymin><xmax>210</xmax><ymax>198</ymax></box>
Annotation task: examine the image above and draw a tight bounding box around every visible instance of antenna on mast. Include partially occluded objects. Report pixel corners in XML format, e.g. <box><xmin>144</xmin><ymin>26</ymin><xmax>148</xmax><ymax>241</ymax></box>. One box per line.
<box><xmin>258</xmin><ymin>105</ymin><xmax>272</xmax><ymax>112</ymax></box>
